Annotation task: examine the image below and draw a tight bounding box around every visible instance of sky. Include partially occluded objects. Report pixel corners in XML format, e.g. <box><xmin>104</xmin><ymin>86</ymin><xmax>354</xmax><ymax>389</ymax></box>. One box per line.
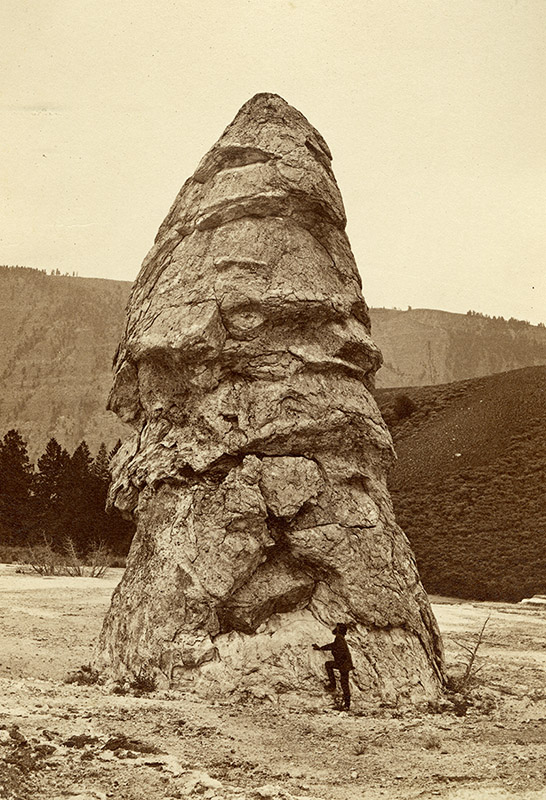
<box><xmin>1</xmin><ymin>0</ymin><xmax>545</xmax><ymax>323</ymax></box>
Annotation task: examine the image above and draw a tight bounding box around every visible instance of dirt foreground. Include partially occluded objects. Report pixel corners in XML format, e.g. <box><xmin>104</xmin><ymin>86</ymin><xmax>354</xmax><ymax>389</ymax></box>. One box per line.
<box><xmin>1</xmin><ymin>565</ymin><xmax>546</xmax><ymax>800</ymax></box>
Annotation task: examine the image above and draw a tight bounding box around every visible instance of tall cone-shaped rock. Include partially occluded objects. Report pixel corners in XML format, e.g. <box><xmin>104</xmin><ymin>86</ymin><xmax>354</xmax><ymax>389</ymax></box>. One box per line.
<box><xmin>97</xmin><ymin>93</ymin><xmax>445</xmax><ymax>708</ymax></box>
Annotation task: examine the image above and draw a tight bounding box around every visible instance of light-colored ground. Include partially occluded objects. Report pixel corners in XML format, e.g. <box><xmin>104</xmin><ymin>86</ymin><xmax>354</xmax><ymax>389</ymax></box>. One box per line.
<box><xmin>1</xmin><ymin>565</ymin><xmax>546</xmax><ymax>800</ymax></box>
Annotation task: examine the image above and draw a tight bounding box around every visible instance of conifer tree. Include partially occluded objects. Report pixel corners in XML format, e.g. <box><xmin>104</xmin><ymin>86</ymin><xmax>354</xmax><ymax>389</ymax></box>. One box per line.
<box><xmin>92</xmin><ymin>442</ymin><xmax>110</xmax><ymax>482</ymax></box>
<box><xmin>0</xmin><ymin>429</ymin><xmax>33</xmax><ymax>546</ymax></box>
<box><xmin>87</xmin><ymin>442</ymin><xmax>110</xmax><ymax>546</ymax></box>
<box><xmin>34</xmin><ymin>438</ymin><xmax>70</xmax><ymax>547</ymax></box>
<box><xmin>62</xmin><ymin>441</ymin><xmax>94</xmax><ymax>553</ymax></box>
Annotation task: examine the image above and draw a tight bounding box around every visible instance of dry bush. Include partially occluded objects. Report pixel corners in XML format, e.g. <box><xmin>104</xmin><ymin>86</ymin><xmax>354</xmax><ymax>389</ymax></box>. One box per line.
<box><xmin>86</xmin><ymin>540</ymin><xmax>112</xmax><ymax>578</ymax></box>
<box><xmin>111</xmin><ymin>668</ymin><xmax>157</xmax><ymax>697</ymax></box>
<box><xmin>62</xmin><ymin>536</ymin><xmax>85</xmax><ymax>577</ymax></box>
<box><xmin>24</xmin><ymin>536</ymin><xmax>61</xmax><ymax>576</ymax></box>
<box><xmin>448</xmin><ymin>615</ymin><xmax>490</xmax><ymax>691</ymax></box>
<box><xmin>443</xmin><ymin>616</ymin><xmax>494</xmax><ymax>717</ymax></box>
<box><xmin>24</xmin><ymin>535</ymin><xmax>113</xmax><ymax>578</ymax></box>
<box><xmin>112</xmin><ymin>678</ymin><xmax>130</xmax><ymax>695</ymax></box>
<box><xmin>65</xmin><ymin>664</ymin><xmax>100</xmax><ymax>685</ymax></box>
<box><xmin>130</xmin><ymin>667</ymin><xmax>157</xmax><ymax>695</ymax></box>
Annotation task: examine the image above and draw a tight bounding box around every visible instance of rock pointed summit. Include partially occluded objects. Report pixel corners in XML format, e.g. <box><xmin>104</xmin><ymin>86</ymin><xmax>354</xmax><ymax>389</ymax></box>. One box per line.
<box><xmin>97</xmin><ymin>94</ymin><xmax>445</xmax><ymax>708</ymax></box>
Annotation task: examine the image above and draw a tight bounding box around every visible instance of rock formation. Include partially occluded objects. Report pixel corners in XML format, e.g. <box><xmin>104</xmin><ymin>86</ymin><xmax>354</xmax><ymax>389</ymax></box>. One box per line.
<box><xmin>96</xmin><ymin>93</ymin><xmax>445</xmax><ymax>708</ymax></box>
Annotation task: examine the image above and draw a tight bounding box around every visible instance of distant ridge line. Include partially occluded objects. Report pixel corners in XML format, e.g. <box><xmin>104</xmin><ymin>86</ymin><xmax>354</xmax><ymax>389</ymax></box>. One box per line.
<box><xmin>0</xmin><ymin>265</ymin><xmax>544</xmax><ymax>456</ymax></box>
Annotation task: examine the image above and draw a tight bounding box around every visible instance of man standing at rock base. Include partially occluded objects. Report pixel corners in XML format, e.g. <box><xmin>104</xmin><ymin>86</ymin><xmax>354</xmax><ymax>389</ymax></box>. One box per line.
<box><xmin>313</xmin><ymin>623</ymin><xmax>354</xmax><ymax>710</ymax></box>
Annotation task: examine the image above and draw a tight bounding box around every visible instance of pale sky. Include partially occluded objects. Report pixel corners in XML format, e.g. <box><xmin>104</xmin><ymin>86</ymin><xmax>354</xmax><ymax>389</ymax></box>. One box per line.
<box><xmin>1</xmin><ymin>0</ymin><xmax>545</xmax><ymax>323</ymax></box>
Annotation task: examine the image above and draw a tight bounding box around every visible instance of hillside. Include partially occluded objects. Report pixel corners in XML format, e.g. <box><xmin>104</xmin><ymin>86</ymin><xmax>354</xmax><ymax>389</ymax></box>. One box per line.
<box><xmin>374</xmin><ymin>366</ymin><xmax>546</xmax><ymax>602</ymax></box>
<box><xmin>372</xmin><ymin>307</ymin><xmax>546</xmax><ymax>387</ymax></box>
<box><xmin>0</xmin><ymin>267</ymin><xmax>129</xmax><ymax>459</ymax></box>
<box><xmin>1</xmin><ymin>266</ymin><xmax>545</xmax><ymax>458</ymax></box>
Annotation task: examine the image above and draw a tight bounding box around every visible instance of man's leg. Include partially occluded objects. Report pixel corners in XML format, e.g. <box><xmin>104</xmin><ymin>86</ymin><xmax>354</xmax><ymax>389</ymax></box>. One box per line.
<box><xmin>324</xmin><ymin>661</ymin><xmax>336</xmax><ymax>690</ymax></box>
<box><xmin>340</xmin><ymin>671</ymin><xmax>351</xmax><ymax>709</ymax></box>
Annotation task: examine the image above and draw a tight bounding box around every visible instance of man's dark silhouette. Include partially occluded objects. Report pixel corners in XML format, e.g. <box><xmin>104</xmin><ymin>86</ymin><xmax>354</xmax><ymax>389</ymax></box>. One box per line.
<box><xmin>313</xmin><ymin>622</ymin><xmax>354</xmax><ymax>710</ymax></box>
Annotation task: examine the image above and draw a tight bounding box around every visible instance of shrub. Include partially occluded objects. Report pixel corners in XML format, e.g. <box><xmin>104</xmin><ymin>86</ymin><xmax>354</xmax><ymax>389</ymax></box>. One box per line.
<box><xmin>85</xmin><ymin>540</ymin><xmax>112</xmax><ymax>578</ymax></box>
<box><xmin>24</xmin><ymin>537</ymin><xmax>60</xmax><ymax>576</ymax></box>
<box><xmin>111</xmin><ymin>667</ymin><xmax>157</xmax><ymax>697</ymax></box>
<box><xmin>130</xmin><ymin>667</ymin><xmax>157</xmax><ymax>695</ymax></box>
<box><xmin>65</xmin><ymin>664</ymin><xmax>100</xmax><ymax>685</ymax></box>
<box><xmin>393</xmin><ymin>393</ymin><xmax>418</xmax><ymax>420</ymax></box>
<box><xmin>23</xmin><ymin>535</ymin><xmax>113</xmax><ymax>578</ymax></box>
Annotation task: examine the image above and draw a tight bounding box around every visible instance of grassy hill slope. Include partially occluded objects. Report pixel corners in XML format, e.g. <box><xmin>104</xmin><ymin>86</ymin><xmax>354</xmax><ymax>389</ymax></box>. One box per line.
<box><xmin>375</xmin><ymin>366</ymin><xmax>546</xmax><ymax>602</ymax></box>
<box><xmin>0</xmin><ymin>267</ymin><xmax>130</xmax><ymax>458</ymax></box>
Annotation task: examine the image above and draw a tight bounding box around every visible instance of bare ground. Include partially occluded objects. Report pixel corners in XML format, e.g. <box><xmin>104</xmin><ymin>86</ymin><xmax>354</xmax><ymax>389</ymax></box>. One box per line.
<box><xmin>1</xmin><ymin>565</ymin><xmax>546</xmax><ymax>800</ymax></box>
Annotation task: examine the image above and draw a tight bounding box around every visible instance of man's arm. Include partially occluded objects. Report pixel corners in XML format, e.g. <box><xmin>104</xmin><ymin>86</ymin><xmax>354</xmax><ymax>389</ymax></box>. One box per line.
<box><xmin>312</xmin><ymin>641</ymin><xmax>333</xmax><ymax>651</ymax></box>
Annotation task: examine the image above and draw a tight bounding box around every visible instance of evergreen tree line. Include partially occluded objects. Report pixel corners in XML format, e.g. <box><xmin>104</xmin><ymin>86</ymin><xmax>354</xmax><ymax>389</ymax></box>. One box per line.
<box><xmin>466</xmin><ymin>308</ymin><xmax>544</xmax><ymax>328</ymax></box>
<box><xmin>0</xmin><ymin>265</ymin><xmax>79</xmax><ymax>277</ymax></box>
<box><xmin>0</xmin><ymin>430</ymin><xmax>134</xmax><ymax>556</ymax></box>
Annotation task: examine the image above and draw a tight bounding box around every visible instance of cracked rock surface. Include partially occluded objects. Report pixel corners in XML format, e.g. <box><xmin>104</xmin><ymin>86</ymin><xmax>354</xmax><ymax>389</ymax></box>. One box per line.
<box><xmin>96</xmin><ymin>93</ymin><xmax>445</xmax><ymax>708</ymax></box>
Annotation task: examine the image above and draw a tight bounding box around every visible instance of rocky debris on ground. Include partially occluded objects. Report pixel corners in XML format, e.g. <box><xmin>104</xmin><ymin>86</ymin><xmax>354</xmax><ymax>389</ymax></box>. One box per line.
<box><xmin>4</xmin><ymin>576</ymin><xmax>546</xmax><ymax>800</ymax></box>
<box><xmin>0</xmin><ymin>721</ymin><xmax>332</xmax><ymax>800</ymax></box>
<box><xmin>101</xmin><ymin>732</ymin><xmax>165</xmax><ymax>754</ymax></box>
<box><xmin>96</xmin><ymin>92</ymin><xmax>445</xmax><ymax>709</ymax></box>
<box><xmin>250</xmin><ymin>785</ymin><xmax>323</xmax><ymax>800</ymax></box>
<box><xmin>51</xmin><ymin>791</ymin><xmax>106</xmax><ymax>800</ymax></box>
<box><xmin>63</xmin><ymin>733</ymin><xmax>100</xmax><ymax>748</ymax></box>
<box><xmin>3</xmin><ymin>674</ymin><xmax>546</xmax><ymax>800</ymax></box>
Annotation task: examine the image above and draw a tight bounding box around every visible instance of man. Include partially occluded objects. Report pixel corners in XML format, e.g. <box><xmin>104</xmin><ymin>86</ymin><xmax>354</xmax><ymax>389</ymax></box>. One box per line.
<box><xmin>313</xmin><ymin>622</ymin><xmax>354</xmax><ymax>710</ymax></box>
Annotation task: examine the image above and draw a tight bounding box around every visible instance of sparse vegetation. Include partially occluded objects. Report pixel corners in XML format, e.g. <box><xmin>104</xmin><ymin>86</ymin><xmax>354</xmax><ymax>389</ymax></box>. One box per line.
<box><xmin>24</xmin><ymin>537</ymin><xmax>60</xmax><ymax>576</ymax></box>
<box><xmin>130</xmin><ymin>668</ymin><xmax>158</xmax><ymax>696</ymax></box>
<box><xmin>112</xmin><ymin>668</ymin><xmax>158</xmax><ymax>697</ymax></box>
<box><xmin>450</xmin><ymin>616</ymin><xmax>490</xmax><ymax>690</ymax></box>
<box><xmin>444</xmin><ymin>617</ymin><xmax>492</xmax><ymax>721</ymax></box>
<box><xmin>65</xmin><ymin>664</ymin><xmax>100</xmax><ymax>686</ymax></box>
<box><xmin>375</xmin><ymin>367</ymin><xmax>546</xmax><ymax>602</ymax></box>
<box><xmin>24</xmin><ymin>535</ymin><xmax>114</xmax><ymax>578</ymax></box>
